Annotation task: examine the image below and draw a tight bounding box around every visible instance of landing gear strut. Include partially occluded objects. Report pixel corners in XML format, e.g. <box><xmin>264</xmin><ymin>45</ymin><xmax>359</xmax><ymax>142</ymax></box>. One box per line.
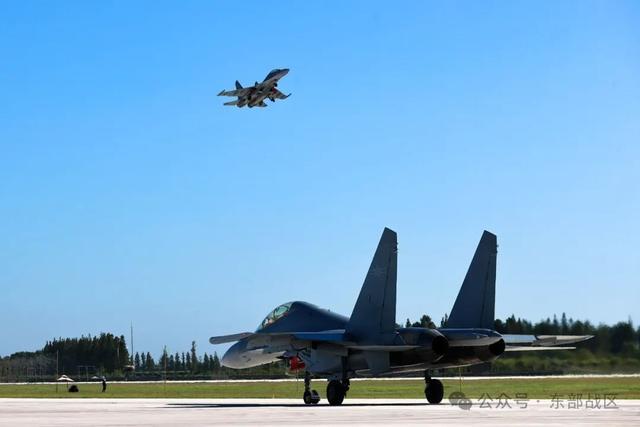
<box><xmin>303</xmin><ymin>371</ymin><xmax>320</xmax><ymax>405</ymax></box>
<box><xmin>326</xmin><ymin>379</ymin><xmax>349</xmax><ymax>406</ymax></box>
<box><xmin>424</xmin><ymin>371</ymin><xmax>444</xmax><ymax>404</ymax></box>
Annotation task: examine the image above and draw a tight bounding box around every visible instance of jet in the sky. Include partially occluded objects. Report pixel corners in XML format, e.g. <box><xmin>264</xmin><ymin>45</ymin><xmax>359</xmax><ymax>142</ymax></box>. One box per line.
<box><xmin>217</xmin><ymin>68</ymin><xmax>290</xmax><ymax>108</ymax></box>
<box><xmin>210</xmin><ymin>229</ymin><xmax>592</xmax><ymax>405</ymax></box>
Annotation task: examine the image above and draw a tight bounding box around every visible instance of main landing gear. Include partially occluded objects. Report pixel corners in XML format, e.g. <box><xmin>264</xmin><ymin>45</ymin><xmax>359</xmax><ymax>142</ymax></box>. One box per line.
<box><xmin>424</xmin><ymin>370</ymin><xmax>444</xmax><ymax>404</ymax></box>
<box><xmin>326</xmin><ymin>378</ymin><xmax>350</xmax><ymax>406</ymax></box>
<box><xmin>303</xmin><ymin>372</ymin><xmax>320</xmax><ymax>405</ymax></box>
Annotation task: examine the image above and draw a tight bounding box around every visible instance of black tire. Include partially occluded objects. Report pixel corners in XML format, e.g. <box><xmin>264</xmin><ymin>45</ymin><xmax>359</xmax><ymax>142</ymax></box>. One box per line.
<box><xmin>425</xmin><ymin>379</ymin><xmax>444</xmax><ymax>404</ymax></box>
<box><xmin>326</xmin><ymin>380</ymin><xmax>345</xmax><ymax>406</ymax></box>
<box><xmin>310</xmin><ymin>390</ymin><xmax>320</xmax><ymax>404</ymax></box>
<box><xmin>303</xmin><ymin>390</ymin><xmax>312</xmax><ymax>404</ymax></box>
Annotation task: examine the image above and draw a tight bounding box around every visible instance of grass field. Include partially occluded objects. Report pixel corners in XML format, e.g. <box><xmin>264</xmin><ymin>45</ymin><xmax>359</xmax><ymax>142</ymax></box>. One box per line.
<box><xmin>0</xmin><ymin>378</ymin><xmax>638</xmax><ymax>399</ymax></box>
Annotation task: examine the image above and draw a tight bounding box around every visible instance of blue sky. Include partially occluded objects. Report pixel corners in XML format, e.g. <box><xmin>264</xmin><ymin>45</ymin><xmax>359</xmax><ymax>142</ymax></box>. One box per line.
<box><xmin>1</xmin><ymin>1</ymin><xmax>639</xmax><ymax>357</ymax></box>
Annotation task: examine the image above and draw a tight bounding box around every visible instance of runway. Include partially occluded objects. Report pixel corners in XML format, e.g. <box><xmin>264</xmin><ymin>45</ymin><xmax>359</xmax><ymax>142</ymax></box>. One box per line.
<box><xmin>1</xmin><ymin>398</ymin><xmax>639</xmax><ymax>426</ymax></box>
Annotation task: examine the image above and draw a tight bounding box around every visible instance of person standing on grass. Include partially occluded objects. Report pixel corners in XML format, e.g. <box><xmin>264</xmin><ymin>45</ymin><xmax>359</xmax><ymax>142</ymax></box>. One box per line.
<box><xmin>101</xmin><ymin>376</ymin><xmax>107</xmax><ymax>392</ymax></box>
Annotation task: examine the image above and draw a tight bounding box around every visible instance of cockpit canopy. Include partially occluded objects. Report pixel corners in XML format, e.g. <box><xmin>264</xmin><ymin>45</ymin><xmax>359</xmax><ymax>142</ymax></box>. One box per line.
<box><xmin>257</xmin><ymin>302</ymin><xmax>293</xmax><ymax>331</ymax></box>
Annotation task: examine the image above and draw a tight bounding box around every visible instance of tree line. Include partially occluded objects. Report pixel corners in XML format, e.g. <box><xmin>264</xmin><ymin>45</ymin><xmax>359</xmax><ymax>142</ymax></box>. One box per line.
<box><xmin>2</xmin><ymin>314</ymin><xmax>639</xmax><ymax>381</ymax></box>
<box><xmin>131</xmin><ymin>341</ymin><xmax>222</xmax><ymax>374</ymax></box>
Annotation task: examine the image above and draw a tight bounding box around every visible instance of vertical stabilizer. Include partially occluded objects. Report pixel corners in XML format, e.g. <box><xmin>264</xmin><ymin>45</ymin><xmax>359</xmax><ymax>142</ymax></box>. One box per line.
<box><xmin>346</xmin><ymin>228</ymin><xmax>398</xmax><ymax>342</ymax></box>
<box><xmin>447</xmin><ymin>231</ymin><xmax>497</xmax><ymax>329</ymax></box>
<box><xmin>235</xmin><ymin>80</ymin><xmax>243</xmax><ymax>90</ymax></box>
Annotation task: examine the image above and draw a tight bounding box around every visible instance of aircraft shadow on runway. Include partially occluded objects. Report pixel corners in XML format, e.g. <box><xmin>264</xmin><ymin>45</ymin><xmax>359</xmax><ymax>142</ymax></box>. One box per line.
<box><xmin>166</xmin><ymin>402</ymin><xmax>429</xmax><ymax>409</ymax></box>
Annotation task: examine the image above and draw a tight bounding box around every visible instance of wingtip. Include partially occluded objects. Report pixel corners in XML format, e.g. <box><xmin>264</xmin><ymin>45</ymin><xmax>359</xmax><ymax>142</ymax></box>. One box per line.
<box><xmin>217</xmin><ymin>90</ymin><xmax>225</xmax><ymax>96</ymax></box>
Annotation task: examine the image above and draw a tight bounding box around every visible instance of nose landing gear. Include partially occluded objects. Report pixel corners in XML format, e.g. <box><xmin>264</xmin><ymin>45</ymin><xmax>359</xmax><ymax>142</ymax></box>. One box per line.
<box><xmin>303</xmin><ymin>372</ymin><xmax>320</xmax><ymax>405</ymax></box>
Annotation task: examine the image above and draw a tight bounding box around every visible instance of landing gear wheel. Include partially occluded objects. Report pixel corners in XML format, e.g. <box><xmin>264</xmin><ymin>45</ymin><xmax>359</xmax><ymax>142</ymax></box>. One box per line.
<box><xmin>326</xmin><ymin>380</ymin><xmax>346</xmax><ymax>406</ymax></box>
<box><xmin>425</xmin><ymin>379</ymin><xmax>444</xmax><ymax>404</ymax></box>
<box><xmin>303</xmin><ymin>371</ymin><xmax>321</xmax><ymax>405</ymax></box>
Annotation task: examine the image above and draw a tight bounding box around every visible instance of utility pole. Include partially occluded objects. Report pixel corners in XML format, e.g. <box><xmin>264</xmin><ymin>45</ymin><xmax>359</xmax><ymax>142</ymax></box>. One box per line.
<box><xmin>130</xmin><ymin>322</ymin><xmax>134</xmax><ymax>364</ymax></box>
<box><xmin>163</xmin><ymin>345</ymin><xmax>167</xmax><ymax>396</ymax></box>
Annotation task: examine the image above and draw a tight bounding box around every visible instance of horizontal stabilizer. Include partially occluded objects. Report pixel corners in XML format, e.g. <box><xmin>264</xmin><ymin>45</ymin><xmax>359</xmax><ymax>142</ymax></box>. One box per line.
<box><xmin>209</xmin><ymin>332</ymin><xmax>254</xmax><ymax>344</ymax></box>
<box><xmin>506</xmin><ymin>346</ymin><xmax>577</xmax><ymax>351</ymax></box>
<box><xmin>224</xmin><ymin>100</ymin><xmax>239</xmax><ymax>106</ymax></box>
<box><xmin>217</xmin><ymin>89</ymin><xmax>226</xmax><ymax>96</ymax></box>
<box><xmin>503</xmin><ymin>334</ymin><xmax>593</xmax><ymax>347</ymax></box>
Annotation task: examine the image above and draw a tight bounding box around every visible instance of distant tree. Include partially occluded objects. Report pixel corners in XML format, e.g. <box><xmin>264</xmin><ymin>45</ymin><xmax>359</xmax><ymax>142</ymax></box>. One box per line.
<box><xmin>610</xmin><ymin>321</ymin><xmax>636</xmax><ymax>353</ymax></box>
<box><xmin>212</xmin><ymin>352</ymin><xmax>221</xmax><ymax>371</ymax></box>
<box><xmin>186</xmin><ymin>353</ymin><xmax>191</xmax><ymax>372</ymax></box>
<box><xmin>134</xmin><ymin>352</ymin><xmax>141</xmax><ymax>370</ymax></box>
<box><xmin>140</xmin><ymin>352</ymin><xmax>147</xmax><ymax>371</ymax></box>
<box><xmin>203</xmin><ymin>353</ymin><xmax>210</xmax><ymax>372</ymax></box>
<box><xmin>440</xmin><ymin>313</ymin><xmax>448</xmax><ymax>327</ymax></box>
<box><xmin>159</xmin><ymin>347</ymin><xmax>168</xmax><ymax>371</ymax></box>
<box><xmin>174</xmin><ymin>352</ymin><xmax>181</xmax><ymax>371</ymax></box>
<box><xmin>405</xmin><ymin>319</ymin><xmax>411</xmax><ymax>328</ymax></box>
<box><xmin>145</xmin><ymin>352</ymin><xmax>155</xmax><ymax>370</ymax></box>
<box><xmin>411</xmin><ymin>315</ymin><xmax>436</xmax><ymax>329</ymax></box>
<box><xmin>190</xmin><ymin>341</ymin><xmax>198</xmax><ymax>373</ymax></box>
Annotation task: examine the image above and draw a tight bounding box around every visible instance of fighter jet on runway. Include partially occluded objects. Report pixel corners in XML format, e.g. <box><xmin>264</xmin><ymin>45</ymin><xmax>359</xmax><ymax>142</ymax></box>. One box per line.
<box><xmin>217</xmin><ymin>68</ymin><xmax>290</xmax><ymax>108</ymax></box>
<box><xmin>210</xmin><ymin>229</ymin><xmax>592</xmax><ymax>405</ymax></box>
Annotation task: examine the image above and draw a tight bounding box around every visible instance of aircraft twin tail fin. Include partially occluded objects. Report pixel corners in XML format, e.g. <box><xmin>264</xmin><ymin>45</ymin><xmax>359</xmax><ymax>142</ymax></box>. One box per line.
<box><xmin>235</xmin><ymin>80</ymin><xmax>243</xmax><ymax>90</ymax></box>
<box><xmin>447</xmin><ymin>230</ymin><xmax>497</xmax><ymax>329</ymax></box>
<box><xmin>346</xmin><ymin>228</ymin><xmax>398</xmax><ymax>342</ymax></box>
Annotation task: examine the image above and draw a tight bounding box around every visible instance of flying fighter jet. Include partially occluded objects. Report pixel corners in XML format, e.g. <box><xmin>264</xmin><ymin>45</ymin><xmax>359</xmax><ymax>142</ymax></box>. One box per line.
<box><xmin>217</xmin><ymin>68</ymin><xmax>291</xmax><ymax>108</ymax></box>
<box><xmin>210</xmin><ymin>229</ymin><xmax>592</xmax><ymax>405</ymax></box>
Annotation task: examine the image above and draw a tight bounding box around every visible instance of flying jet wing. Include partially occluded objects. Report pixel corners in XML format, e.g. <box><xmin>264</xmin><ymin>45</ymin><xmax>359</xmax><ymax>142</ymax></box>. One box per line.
<box><xmin>217</xmin><ymin>88</ymin><xmax>252</xmax><ymax>97</ymax></box>
<box><xmin>270</xmin><ymin>88</ymin><xmax>290</xmax><ymax>100</ymax></box>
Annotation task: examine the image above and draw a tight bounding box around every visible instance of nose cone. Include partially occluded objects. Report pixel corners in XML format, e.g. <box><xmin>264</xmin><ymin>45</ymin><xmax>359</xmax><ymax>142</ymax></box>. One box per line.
<box><xmin>279</xmin><ymin>68</ymin><xmax>289</xmax><ymax>77</ymax></box>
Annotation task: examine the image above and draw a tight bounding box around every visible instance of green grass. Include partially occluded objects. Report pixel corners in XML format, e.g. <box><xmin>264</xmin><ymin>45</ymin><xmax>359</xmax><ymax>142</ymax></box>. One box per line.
<box><xmin>0</xmin><ymin>378</ymin><xmax>638</xmax><ymax>399</ymax></box>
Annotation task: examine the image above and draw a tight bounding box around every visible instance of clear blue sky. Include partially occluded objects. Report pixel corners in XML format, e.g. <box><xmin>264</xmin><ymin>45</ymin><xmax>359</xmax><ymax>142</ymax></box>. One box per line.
<box><xmin>1</xmin><ymin>1</ymin><xmax>639</xmax><ymax>358</ymax></box>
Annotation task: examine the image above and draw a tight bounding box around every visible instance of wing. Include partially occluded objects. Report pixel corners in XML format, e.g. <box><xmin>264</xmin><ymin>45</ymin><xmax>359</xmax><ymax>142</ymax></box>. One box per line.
<box><xmin>218</xmin><ymin>88</ymin><xmax>253</xmax><ymax>97</ymax></box>
<box><xmin>503</xmin><ymin>334</ymin><xmax>593</xmax><ymax>351</ymax></box>
<box><xmin>271</xmin><ymin>88</ymin><xmax>290</xmax><ymax>100</ymax></box>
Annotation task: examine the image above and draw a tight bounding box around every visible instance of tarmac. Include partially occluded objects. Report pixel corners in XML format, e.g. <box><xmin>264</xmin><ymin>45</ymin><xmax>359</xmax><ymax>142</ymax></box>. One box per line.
<box><xmin>1</xmin><ymin>398</ymin><xmax>639</xmax><ymax>426</ymax></box>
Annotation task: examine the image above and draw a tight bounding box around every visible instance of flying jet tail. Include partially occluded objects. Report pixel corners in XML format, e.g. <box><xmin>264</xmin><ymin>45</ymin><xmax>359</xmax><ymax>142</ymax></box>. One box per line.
<box><xmin>446</xmin><ymin>231</ymin><xmax>497</xmax><ymax>329</ymax></box>
<box><xmin>235</xmin><ymin>80</ymin><xmax>243</xmax><ymax>90</ymax></box>
<box><xmin>346</xmin><ymin>228</ymin><xmax>398</xmax><ymax>342</ymax></box>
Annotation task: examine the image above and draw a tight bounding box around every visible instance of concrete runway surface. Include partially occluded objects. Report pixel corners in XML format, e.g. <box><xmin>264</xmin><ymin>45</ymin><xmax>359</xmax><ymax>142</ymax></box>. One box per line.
<box><xmin>1</xmin><ymin>398</ymin><xmax>639</xmax><ymax>426</ymax></box>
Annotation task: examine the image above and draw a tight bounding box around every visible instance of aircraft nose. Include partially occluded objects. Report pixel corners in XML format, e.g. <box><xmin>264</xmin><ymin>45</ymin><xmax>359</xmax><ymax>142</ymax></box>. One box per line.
<box><xmin>280</xmin><ymin>68</ymin><xmax>289</xmax><ymax>76</ymax></box>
